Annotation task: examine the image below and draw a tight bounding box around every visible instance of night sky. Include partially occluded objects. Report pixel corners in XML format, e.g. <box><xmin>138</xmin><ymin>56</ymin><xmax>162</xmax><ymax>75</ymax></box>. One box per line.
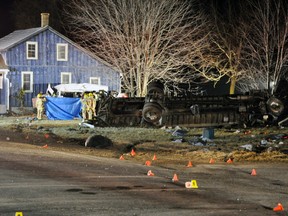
<box><xmin>0</xmin><ymin>0</ymin><xmax>243</xmax><ymax>39</ymax></box>
<box><xmin>0</xmin><ymin>0</ymin><xmax>14</xmax><ymax>37</ymax></box>
<box><xmin>0</xmin><ymin>0</ymin><xmax>15</xmax><ymax>38</ymax></box>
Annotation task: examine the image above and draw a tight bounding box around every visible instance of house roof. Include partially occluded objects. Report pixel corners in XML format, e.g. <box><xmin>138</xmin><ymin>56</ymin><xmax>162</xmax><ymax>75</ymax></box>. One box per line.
<box><xmin>0</xmin><ymin>26</ymin><xmax>118</xmax><ymax>72</ymax></box>
<box><xmin>0</xmin><ymin>27</ymin><xmax>43</xmax><ymax>51</ymax></box>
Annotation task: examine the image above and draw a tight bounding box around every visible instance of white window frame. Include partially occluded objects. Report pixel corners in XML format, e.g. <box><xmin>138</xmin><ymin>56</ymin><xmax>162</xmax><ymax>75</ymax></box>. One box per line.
<box><xmin>89</xmin><ymin>77</ymin><xmax>101</xmax><ymax>85</ymax></box>
<box><xmin>26</xmin><ymin>42</ymin><xmax>38</xmax><ymax>60</ymax></box>
<box><xmin>61</xmin><ymin>72</ymin><xmax>71</xmax><ymax>84</ymax></box>
<box><xmin>57</xmin><ymin>43</ymin><xmax>68</xmax><ymax>61</ymax></box>
<box><xmin>21</xmin><ymin>71</ymin><xmax>33</xmax><ymax>92</ymax></box>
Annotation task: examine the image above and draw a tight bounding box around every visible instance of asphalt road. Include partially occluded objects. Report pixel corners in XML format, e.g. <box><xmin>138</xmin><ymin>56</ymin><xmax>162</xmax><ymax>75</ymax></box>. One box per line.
<box><xmin>0</xmin><ymin>141</ymin><xmax>287</xmax><ymax>216</ymax></box>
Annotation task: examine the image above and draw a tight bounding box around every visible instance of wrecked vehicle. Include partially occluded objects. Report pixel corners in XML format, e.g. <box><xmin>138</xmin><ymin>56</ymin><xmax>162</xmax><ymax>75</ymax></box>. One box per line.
<box><xmin>90</xmin><ymin>81</ymin><xmax>288</xmax><ymax>128</ymax></box>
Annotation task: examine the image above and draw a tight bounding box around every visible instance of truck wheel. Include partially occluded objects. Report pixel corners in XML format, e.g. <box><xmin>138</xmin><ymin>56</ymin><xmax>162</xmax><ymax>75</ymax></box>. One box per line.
<box><xmin>142</xmin><ymin>102</ymin><xmax>162</xmax><ymax>124</ymax></box>
<box><xmin>267</xmin><ymin>97</ymin><xmax>284</xmax><ymax>116</ymax></box>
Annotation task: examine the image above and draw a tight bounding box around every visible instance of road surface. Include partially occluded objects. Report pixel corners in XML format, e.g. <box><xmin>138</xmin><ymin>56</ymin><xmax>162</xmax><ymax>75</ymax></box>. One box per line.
<box><xmin>0</xmin><ymin>141</ymin><xmax>287</xmax><ymax>216</ymax></box>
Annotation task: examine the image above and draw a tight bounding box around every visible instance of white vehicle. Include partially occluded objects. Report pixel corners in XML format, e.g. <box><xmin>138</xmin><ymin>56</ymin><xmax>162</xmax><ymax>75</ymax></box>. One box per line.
<box><xmin>47</xmin><ymin>83</ymin><xmax>109</xmax><ymax>97</ymax></box>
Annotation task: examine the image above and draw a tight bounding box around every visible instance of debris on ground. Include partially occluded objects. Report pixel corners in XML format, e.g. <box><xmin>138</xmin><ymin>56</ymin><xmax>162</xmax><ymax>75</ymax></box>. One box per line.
<box><xmin>0</xmin><ymin>116</ymin><xmax>288</xmax><ymax>163</ymax></box>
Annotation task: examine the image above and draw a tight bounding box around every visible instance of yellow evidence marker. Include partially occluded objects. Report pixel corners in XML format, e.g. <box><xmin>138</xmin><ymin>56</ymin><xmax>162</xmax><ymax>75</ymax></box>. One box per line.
<box><xmin>191</xmin><ymin>180</ymin><xmax>198</xmax><ymax>188</ymax></box>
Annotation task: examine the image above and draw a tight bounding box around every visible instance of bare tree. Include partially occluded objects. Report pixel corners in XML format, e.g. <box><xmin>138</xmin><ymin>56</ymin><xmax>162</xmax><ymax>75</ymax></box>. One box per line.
<box><xmin>194</xmin><ymin>0</ymin><xmax>250</xmax><ymax>94</ymax></box>
<box><xmin>238</xmin><ymin>0</ymin><xmax>288</xmax><ymax>94</ymax></box>
<box><xmin>192</xmin><ymin>0</ymin><xmax>288</xmax><ymax>95</ymax></box>
<box><xmin>62</xmin><ymin>0</ymin><xmax>209</xmax><ymax>96</ymax></box>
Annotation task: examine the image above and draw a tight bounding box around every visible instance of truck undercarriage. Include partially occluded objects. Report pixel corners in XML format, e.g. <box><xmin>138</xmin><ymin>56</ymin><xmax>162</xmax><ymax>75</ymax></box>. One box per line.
<box><xmin>92</xmin><ymin>81</ymin><xmax>288</xmax><ymax>128</ymax></box>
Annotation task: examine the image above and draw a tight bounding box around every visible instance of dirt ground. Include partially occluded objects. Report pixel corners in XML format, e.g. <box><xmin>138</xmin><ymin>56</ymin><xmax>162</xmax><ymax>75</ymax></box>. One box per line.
<box><xmin>0</xmin><ymin>114</ymin><xmax>288</xmax><ymax>167</ymax></box>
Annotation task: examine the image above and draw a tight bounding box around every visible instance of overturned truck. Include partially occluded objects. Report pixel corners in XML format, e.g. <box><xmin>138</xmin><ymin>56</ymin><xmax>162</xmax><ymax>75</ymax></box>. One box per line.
<box><xmin>92</xmin><ymin>81</ymin><xmax>288</xmax><ymax>128</ymax></box>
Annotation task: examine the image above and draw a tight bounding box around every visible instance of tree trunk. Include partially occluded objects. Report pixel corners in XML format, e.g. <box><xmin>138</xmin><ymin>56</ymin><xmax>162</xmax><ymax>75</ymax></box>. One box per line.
<box><xmin>229</xmin><ymin>76</ymin><xmax>236</xmax><ymax>94</ymax></box>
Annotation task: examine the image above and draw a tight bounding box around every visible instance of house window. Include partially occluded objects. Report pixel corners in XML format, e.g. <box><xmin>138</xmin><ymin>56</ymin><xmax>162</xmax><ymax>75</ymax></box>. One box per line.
<box><xmin>61</xmin><ymin>72</ymin><xmax>71</xmax><ymax>84</ymax></box>
<box><xmin>21</xmin><ymin>71</ymin><xmax>33</xmax><ymax>92</ymax></box>
<box><xmin>26</xmin><ymin>42</ymin><xmax>38</xmax><ymax>59</ymax></box>
<box><xmin>57</xmin><ymin>43</ymin><xmax>68</xmax><ymax>61</ymax></box>
<box><xmin>90</xmin><ymin>77</ymin><xmax>100</xmax><ymax>85</ymax></box>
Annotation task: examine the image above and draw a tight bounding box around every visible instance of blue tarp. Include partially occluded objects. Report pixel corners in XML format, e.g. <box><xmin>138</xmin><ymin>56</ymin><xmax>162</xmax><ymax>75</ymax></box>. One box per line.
<box><xmin>45</xmin><ymin>97</ymin><xmax>82</xmax><ymax>120</ymax></box>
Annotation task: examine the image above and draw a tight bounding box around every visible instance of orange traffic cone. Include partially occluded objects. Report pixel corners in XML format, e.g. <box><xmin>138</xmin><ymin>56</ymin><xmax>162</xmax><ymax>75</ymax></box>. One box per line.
<box><xmin>186</xmin><ymin>161</ymin><xmax>193</xmax><ymax>167</ymax></box>
<box><xmin>172</xmin><ymin>173</ymin><xmax>179</xmax><ymax>182</ymax></box>
<box><xmin>145</xmin><ymin>160</ymin><xmax>151</xmax><ymax>166</ymax></box>
<box><xmin>152</xmin><ymin>154</ymin><xmax>157</xmax><ymax>161</ymax></box>
<box><xmin>209</xmin><ymin>158</ymin><xmax>215</xmax><ymax>164</ymax></box>
<box><xmin>147</xmin><ymin>170</ymin><xmax>155</xmax><ymax>176</ymax></box>
<box><xmin>42</xmin><ymin>144</ymin><xmax>48</xmax><ymax>148</ymax></box>
<box><xmin>130</xmin><ymin>149</ymin><xmax>136</xmax><ymax>156</ymax></box>
<box><xmin>119</xmin><ymin>155</ymin><xmax>125</xmax><ymax>160</ymax></box>
<box><xmin>273</xmin><ymin>203</ymin><xmax>284</xmax><ymax>211</ymax></box>
<box><xmin>227</xmin><ymin>158</ymin><xmax>233</xmax><ymax>164</ymax></box>
<box><xmin>251</xmin><ymin>169</ymin><xmax>257</xmax><ymax>176</ymax></box>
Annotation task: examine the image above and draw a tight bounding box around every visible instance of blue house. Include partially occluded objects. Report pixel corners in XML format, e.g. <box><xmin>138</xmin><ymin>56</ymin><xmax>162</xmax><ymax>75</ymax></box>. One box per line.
<box><xmin>0</xmin><ymin>13</ymin><xmax>120</xmax><ymax>114</ymax></box>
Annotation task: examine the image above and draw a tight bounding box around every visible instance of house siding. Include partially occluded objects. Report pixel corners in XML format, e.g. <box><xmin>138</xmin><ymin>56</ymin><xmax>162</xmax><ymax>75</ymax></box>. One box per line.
<box><xmin>5</xmin><ymin>29</ymin><xmax>120</xmax><ymax>107</ymax></box>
